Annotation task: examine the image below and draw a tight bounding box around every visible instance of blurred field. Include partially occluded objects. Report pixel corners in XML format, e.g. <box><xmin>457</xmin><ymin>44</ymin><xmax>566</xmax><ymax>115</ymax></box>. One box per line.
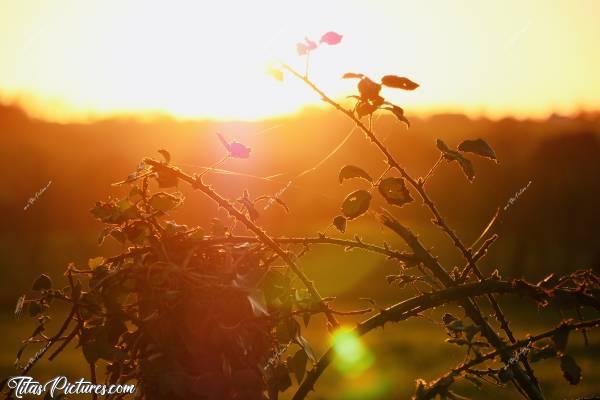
<box><xmin>0</xmin><ymin>104</ymin><xmax>599</xmax><ymax>398</ymax></box>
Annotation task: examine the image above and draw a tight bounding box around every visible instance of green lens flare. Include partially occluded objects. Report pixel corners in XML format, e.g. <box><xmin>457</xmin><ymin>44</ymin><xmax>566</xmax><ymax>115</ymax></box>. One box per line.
<box><xmin>331</xmin><ymin>327</ymin><xmax>374</xmax><ymax>375</ymax></box>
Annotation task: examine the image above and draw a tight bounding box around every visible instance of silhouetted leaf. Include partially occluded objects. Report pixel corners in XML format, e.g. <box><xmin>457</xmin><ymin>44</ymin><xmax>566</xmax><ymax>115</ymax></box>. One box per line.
<box><xmin>320</xmin><ymin>31</ymin><xmax>343</xmax><ymax>45</ymax></box>
<box><xmin>156</xmin><ymin>170</ymin><xmax>178</xmax><ymax>188</ymax></box>
<box><xmin>341</xmin><ymin>190</ymin><xmax>371</xmax><ymax>219</ymax></box>
<box><xmin>560</xmin><ymin>354</ymin><xmax>581</xmax><ymax>384</ymax></box>
<box><xmin>436</xmin><ymin>139</ymin><xmax>475</xmax><ymax>182</ymax></box>
<box><xmin>552</xmin><ymin>327</ymin><xmax>570</xmax><ymax>353</ymax></box>
<box><xmin>32</xmin><ymin>274</ymin><xmax>52</xmax><ymax>291</ymax></box>
<box><xmin>356</xmin><ymin>101</ymin><xmax>378</xmax><ymax>117</ymax></box>
<box><xmin>342</xmin><ymin>72</ymin><xmax>364</xmax><ymax>79</ymax></box>
<box><xmin>157</xmin><ymin>149</ymin><xmax>171</xmax><ymax>164</ymax></box>
<box><xmin>28</xmin><ymin>301</ymin><xmax>42</xmax><ymax>317</ymax></box>
<box><xmin>458</xmin><ymin>139</ymin><xmax>498</xmax><ymax>162</ymax></box>
<box><xmin>290</xmin><ymin>349</ymin><xmax>308</xmax><ymax>383</ymax></box>
<box><xmin>358</xmin><ymin>77</ymin><xmax>382</xmax><ymax>103</ymax></box>
<box><xmin>378</xmin><ymin>177</ymin><xmax>413</xmax><ymax>207</ymax></box>
<box><xmin>383</xmin><ymin>104</ymin><xmax>410</xmax><ymax>127</ymax></box>
<box><xmin>529</xmin><ymin>345</ymin><xmax>557</xmax><ymax>362</ymax></box>
<box><xmin>381</xmin><ymin>75</ymin><xmax>419</xmax><ymax>90</ymax></box>
<box><xmin>339</xmin><ymin>165</ymin><xmax>373</xmax><ymax>184</ymax></box>
<box><xmin>333</xmin><ymin>215</ymin><xmax>347</xmax><ymax>233</ymax></box>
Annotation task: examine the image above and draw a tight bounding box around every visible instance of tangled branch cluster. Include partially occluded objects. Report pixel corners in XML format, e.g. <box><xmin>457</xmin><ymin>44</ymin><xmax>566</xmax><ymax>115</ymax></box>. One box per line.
<box><xmin>3</xmin><ymin>38</ymin><xmax>599</xmax><ymax>400</ymax></box>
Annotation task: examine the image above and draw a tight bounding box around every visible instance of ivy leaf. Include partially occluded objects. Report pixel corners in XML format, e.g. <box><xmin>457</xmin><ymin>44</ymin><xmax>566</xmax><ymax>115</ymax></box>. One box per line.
<box><xmin>290</xmin><ymin>349</ymin><xmax>308</xmax><ymax>384</ymax></box>
<box><xmin>157</xmin><ymin>149</ymin><xmax>171</xmax><ymax>164</ymax></box>
<box><xmin>383</xmin><ymin>104</ymin><xmax>410</xmax><ymax>127</ymax></box>
<box><xmin>339</xmin><ymin>165</ymin><xmax>373</xmax><ymax>184</ymax></box>
<box><xmin>381</xmin><ymin>75</ymin><xmax>419</xmax><ymax>90</ymax></box>
<box><xmin>341</xmin><ymin>190</ymin><xmax>372</xmax><ymax>220</ymax></box>
<box><xmin>458</xmin><ymin>139</ymin><xmax>498</xmax><ymax>163</ymax></box>
<box><xmin>320</xmin><ymin>31</ymin><xmax>343</xmax><ymax>45</ymax></box>
<box><xmin>436</xmin><ymin>139</ymin><xmax>475</xmax><ymax>182</ymax></box>
<box><xmin>32</xmin><ymin>274</ymin><xmax>52</xmax><ymax>291</ymax></box>
<box><xmin>378</xmin><ymin>177</ymin><xmax>413</xmax><ymax>207</ymax></box>
<box><xmin>88</xmin><ymin>257</ymin><xmax>105</xmax><ymax>270</ymax></box>
<box><xmin>333</xmin><ymin>215</ymin><xmax>347</xmax><ymax>233</ymax></box>
<box><xmin>560</xmin><ymin>354</ymin><xmax>582</xmax><ymax>385</ymax></box>
<box><xmin>342</xmin><ymin>72</ymin><xmax>364</xmax><ymax>79</ymax></box>
<box><xmin>149</xmin><ymin>193</ymin><xmax>182</xmax><ymax>213</ymax></box>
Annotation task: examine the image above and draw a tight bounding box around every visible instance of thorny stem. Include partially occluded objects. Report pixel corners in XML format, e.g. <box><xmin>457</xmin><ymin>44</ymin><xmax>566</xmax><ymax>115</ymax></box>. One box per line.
<box><xmin>439</xmin><ymin>318</ymin><xmax>600</xmax><ymax>384</ymax></box>
<box><xmin>143</xmin><ymin>158</ymin><xmax>340</xmax><ymax>328</ymax></box>
<box><xmin>102</xmin><ymin>234</ymin><xmax>420</xmax><ymax>268</ymax></box>
<box><xmin>292</xmin><ymin>278</ymin><xmax>599</xmax><ymax>400</ymax></box>
<box><xmin>283</xmin><ymin>64</ymin><xmax>541</xmax><ymax>396</ymax></box>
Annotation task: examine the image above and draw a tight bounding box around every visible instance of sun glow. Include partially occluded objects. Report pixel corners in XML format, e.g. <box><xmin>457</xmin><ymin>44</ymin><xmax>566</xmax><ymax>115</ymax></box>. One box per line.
<box><xmin>1</xmin><ymin>0</ymin><xmax>599</xmax><ymax>121</ymax></box>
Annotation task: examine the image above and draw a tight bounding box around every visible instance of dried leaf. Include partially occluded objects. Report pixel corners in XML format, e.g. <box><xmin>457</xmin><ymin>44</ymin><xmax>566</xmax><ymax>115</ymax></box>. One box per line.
<box><xmin>341</xmin><ymin>190</ymin><xmax>372</xmax><ymax>220</ymax></box>
<box><xmin>342</xmin><ymin>72</ymin><xmax>364</xmax><ymax>79</ymax></box>
<box><xmin>339</xmin><ymin>165</ymin><xmax>373</xmax><ymax>184</ymax></box>
<box><xmin>378</xmin><ymin>177</ymin><xmax>413</xmax><ymax>207</ymax></box>
<box><xmin>381</xmin><ymin>75</ymin><xmax>419</xmax><ymax>90</ymax></box>
<box><xmin>458</xmin><ymin>139</ymin><xmax>498</xmax><ymax>163</ymax></box>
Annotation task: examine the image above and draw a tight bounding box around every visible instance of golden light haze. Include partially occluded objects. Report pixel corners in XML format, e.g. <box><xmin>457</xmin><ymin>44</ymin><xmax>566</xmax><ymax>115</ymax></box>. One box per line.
<box><xmin>0</xmin><ymin>0</ymin><xmax>599</xmax><ymax>122</ymax></box>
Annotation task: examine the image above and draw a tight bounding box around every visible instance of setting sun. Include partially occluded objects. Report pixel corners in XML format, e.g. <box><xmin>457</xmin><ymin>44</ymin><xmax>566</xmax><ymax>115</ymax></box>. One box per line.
<box><xmin>1</xmin><ymin>0</ymin><xmax>600</xmax><ymax>121</ymax></box>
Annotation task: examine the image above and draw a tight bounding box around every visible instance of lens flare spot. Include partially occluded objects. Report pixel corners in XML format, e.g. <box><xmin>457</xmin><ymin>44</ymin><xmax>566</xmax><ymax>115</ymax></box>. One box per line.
<box><xmin>331</xmin><ymin>327</ymin><xmax>374</xmax><ymax>376</ymax></box>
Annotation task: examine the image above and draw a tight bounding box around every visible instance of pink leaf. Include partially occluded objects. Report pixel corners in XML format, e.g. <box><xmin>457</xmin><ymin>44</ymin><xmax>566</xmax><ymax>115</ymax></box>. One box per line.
<box><xmin>320</xmin><ymin>31</ymin><xmax>343</xmax><ymax>45</ymax></box>
<box><xmin>304</xmin><ymin>37</ymin><xmax>318</xmax><ymax>51</ymax></box>
<box><xmin>229</xmin><ymin>141</ymin><xmax>251</xmax><ymax>159</ymax></box>
<box><xmin>216</xmin><ymin>133</ymin><xmax>251</xmax><ymax>159</ymax></box>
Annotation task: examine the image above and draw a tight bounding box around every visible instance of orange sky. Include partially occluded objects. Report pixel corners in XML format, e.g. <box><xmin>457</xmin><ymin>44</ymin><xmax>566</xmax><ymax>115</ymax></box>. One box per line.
<box><xmin>0</xmin><ymin>0</ymin><xmax>599</xmax><ymax>122</ymax></box>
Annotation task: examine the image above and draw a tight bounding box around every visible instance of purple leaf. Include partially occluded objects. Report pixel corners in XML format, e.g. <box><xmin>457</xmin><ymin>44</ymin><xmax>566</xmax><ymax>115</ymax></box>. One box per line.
<box><xmin>229</xmin><ymin>141</ymin><xmax>251</xmax><ymax>159</ymax></box>
<box><xmin>320</xmin><ymin>31</ymin><xmax>343</xmax><ymax>45</ymax></box>
<box><xmin>304</xmin><ymin>37</ymin><xmax>318</xmax><ymax>51</ymax></box>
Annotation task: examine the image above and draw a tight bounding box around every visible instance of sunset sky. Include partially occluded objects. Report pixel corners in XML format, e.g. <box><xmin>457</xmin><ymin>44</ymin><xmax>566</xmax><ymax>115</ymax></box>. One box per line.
<box><xmin>0</xmin><ymin>0</ymin><xmax>599</xmax><ymax>121</ymax></box>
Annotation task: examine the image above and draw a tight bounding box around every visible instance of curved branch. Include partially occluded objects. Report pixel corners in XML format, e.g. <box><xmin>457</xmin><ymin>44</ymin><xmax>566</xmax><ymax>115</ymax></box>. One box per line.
<box><xmin>282</xmin><ymin>64</ymin><xmax>534</xmax><ymax>389</ymax></box>
<box><xmin>292</xmin><ymin>278</ymin><xmax>599</xmax><ymax>400</ymax></box>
